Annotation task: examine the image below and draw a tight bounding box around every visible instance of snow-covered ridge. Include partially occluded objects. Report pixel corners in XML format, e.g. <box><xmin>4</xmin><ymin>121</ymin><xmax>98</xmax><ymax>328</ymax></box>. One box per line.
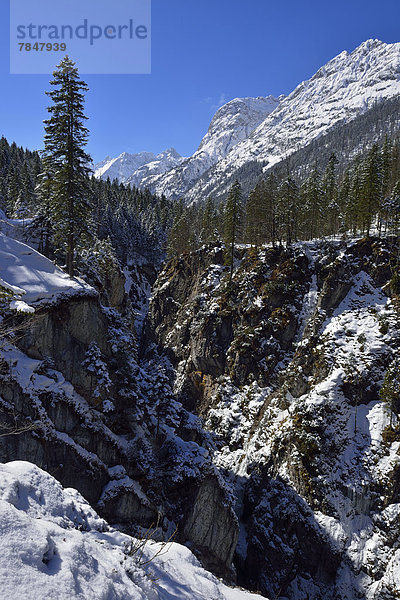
<box><xmin>0</xmin><ymin>233</ymin><xmax>95</xmax><ymax>312</ymax></box>
<box><xmin>95</xmin><ymin>96</ymin><xmax>281</xmax><ymax>193</ymax></box>
<box><xmin>133</xmin><ymin>95</ymin><xmax>282</xmax><ymax>198</ymax></box>
<box><xmin>184</xmin><ymin>39</ymin><xmax>400</xmax><ymax>203</ymax></box>
<box><xmin>126</xmin><ymin>147</ymin><xmax>186</xmax><ymax>188</ymax></box>
<box><xmin>94</xmin><ymin>40</ymin><xmax>400</xmax><ymax>202</ymax></box>
<box><xmin>0</xmin><ymin>461</ymin><xmax>268</xmax><ymax>600</ymax></box>
<box><xmin>94</xmin><ymin>151</ymin><xmax>157</xmax><ymax>182</ymax></box>
<box><xmin>94</xmin><ymin>148</ymin><xmax>185</xmax><ymax>185</ymax></box>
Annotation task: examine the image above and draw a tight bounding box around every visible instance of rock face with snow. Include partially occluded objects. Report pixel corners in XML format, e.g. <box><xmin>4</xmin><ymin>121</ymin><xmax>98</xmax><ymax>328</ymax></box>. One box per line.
<box><xmin>144</xmin><ymin>237</ymin><xmax>400</xmax><ymax>599</ymax></box>
<box><xmin>95</xmin><ymin>96</ymin><xmax>280</xmax><ymax>194</ymax></box>
<box><xmin>130</xmin><ymin>39</ymin><xmax>398</xmax><ymax>204</ymax></box>
<box><xmin>126</xmin><ymin>147</ymin><xmax>185</xmax><ymax>188</ymax></box>
<box><xmin>0</xmin><ymin>232</ymin><xmax>239</xmax><ymax>580</ymax></box>
<box><xmin>181</xmin><ymin>39</ymin><xmax>400</xmax><ymax>204</ymax></box>
<box><xmin>95</xmin><ymin>41</ymin><xmax>400</xmax><ymax>204</ymax></box>
<box><xmin>94</xmin><ymin>151</ymin><xmax>157</xmax><ymax>183</ymax></box>
<box><xmin>2</xmin><ymin>227</ymin><xmax>400</xmax><ymax>599</ymax></box>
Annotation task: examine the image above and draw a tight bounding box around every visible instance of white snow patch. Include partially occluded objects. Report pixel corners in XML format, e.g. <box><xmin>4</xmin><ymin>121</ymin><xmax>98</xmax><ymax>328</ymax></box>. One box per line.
<box><xmin>0</xmin><ymin>461</ymin><xmax>268</xmax><ymax>600</ymax></box>
<box><xmin>0</xmin><ymin>233</ymin><xmax>95</xmax><ymax>309</ymax></box>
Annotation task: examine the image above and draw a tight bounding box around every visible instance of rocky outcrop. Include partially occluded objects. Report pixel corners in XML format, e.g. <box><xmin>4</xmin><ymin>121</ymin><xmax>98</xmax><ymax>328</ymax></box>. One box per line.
<box><xmin>183</xmin><ymin>476</ymin><xmax>239</xmax><ymax>578</ymax></box>
<box><xmin>1</xmin><ymin>286</ymin><xmax>239</xmax><ymax>580</ymax></box>
<box><xmin>0</xmin><ymin>379</ymin><xmax>109</xmax><ymax>504</ymax></box>
<box><xmin>2</xmin><ymin>235</ymin><xmax>398</xmax><ymax>597</ymax></box>
<box><xmin>13</xmin><ymin>297</ymin><xmax>111</xmax><ymax>399</ymax></box>
<box><xmin>144</xmin><ymin>244</ymin><xmax>311</xmax><ymax>408</ymax></box>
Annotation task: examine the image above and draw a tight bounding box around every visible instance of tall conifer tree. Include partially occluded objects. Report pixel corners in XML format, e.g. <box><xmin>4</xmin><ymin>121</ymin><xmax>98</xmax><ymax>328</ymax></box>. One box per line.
<box><xmin>41</xmin><ymin>56</ymin><xmax>92</xmax><ymax>276</ymax></box>
<box><xmin>224</xmin><ymin>180</ymin><xmax>243</xmax><ymax>280</ymax></box>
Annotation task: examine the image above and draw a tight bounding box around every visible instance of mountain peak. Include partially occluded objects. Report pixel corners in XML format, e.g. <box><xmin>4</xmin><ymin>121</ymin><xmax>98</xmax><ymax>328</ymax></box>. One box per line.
<box><xmin>180</xmin><ymin>38</ymin><xmax>400</xmax><ymax>204</ymax></box>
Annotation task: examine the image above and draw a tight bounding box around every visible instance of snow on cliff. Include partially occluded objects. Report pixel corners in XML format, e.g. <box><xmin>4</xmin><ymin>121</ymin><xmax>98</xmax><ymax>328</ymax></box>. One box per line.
<box><xmin>95</xmin><ymin>96</ymin><xmax>280</xmax><ymax>194</ymax></box>
<box><xmin>126</xmin><ymin>148</ymin><xmax>186</xmax><ymax>188</ymax></box>
<box><xmin>0</xmin><ymin>233</ymin><xmax>95</xmax><ymax>312</ymax></box>
<box><xmin>94</xmin><ymin>151</ymin><xmax>157</xmax><ymax>183</ymax></box>
<box><xmin>0</xmin><ymin>461</ymin><xmax>267</xmax><ymax>600</ymax></box>
<box><xmin>139</xmin><ymin>96</ymin><xmax>282</xmax><ymax>198</ymax></box>
<box><xmin>96</xmin><ymin>40</ymin><xmax>400</xmax><ymax>203</ymax></box>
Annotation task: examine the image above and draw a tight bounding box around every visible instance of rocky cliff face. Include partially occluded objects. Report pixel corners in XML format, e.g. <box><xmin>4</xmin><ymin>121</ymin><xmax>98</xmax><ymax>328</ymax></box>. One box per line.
<box><xmin>144</xmin><ymin>237</ymin><xmax>400</xmax><ymax>599</ymax></box>
<box><xmin>141</xmin><ymin>40</ymin><xmax>400</xmax><ymax>205</ymax></box>
<box><xmin>0</xmin><ymin>282</ymin><xmax>238</xmax><ymax>579</ymax></box>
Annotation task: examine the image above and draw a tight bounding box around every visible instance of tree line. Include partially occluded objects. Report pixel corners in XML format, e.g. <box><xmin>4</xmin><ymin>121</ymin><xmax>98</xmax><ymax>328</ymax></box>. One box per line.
<box><xmin>168</xmin><ymin>138</ymin><xmax>400</xmax><ymax>262</ymax></box>
<box><xmin>0</xmin><ymin>138</ymin><xmax>41</xmax><ymax>218</ymax></box>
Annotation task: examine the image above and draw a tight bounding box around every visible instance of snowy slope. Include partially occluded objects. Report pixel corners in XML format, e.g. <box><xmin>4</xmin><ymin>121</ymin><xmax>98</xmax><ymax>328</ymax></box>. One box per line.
<box><xmin>94</xmin><ymin>148</ymin><xmax>185</xmax><ymax>185</ymax></box>
<box><xmin>95</xmin><ymin>40</ymin><xmax>400</xmax><ymax>202</ymax></box>
<box><xmin>209</xmin><ymin>242</ymin><xmax>400</xmax><ymax>599</ymax></box>
<box><xmin>0</xmin><ymin>233</ymin><xmax>95</xmax><ymax>312</ymax></box>
<box><xmin>182</xmin><ymin>39</ymin><xmax>400</xmax><ymax>204</ymax></box>
<box><xmin>143</xmin><ymin>96</ymin><xmax>281</xmax><ymax>199</ymax></box>
<box><xmin>0</xmin><ymin>461</ymin><xmax>268</xmax><ymax>600</ymax></box>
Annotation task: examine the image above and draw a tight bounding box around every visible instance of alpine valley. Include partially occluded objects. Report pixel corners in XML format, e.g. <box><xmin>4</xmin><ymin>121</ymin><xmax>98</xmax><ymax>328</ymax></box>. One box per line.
<box><xmin>0</xmin><ymin>38</ymin><xmax>399</xmax><ymax>600</ymax></box>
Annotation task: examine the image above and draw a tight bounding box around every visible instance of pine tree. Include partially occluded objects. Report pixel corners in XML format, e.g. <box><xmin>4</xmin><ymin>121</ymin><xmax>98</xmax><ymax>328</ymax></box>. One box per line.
<box><xmin>201</xmin><ymin>196</ymin><xmax>218</xmax><ymax>244</ymax></box>
<box><xmin>263</xmin><ymin>174</ymin><xmax>279</xmax><ymax>246</ymax></box>
<box><xmin>167</xmin><ymin>200</ymin><xmax>192</xmax><ymax>256</ymax></box>
<box><xmin>245</xmin><ymin>184</ymin><xmax>264</xmax><ymax>247</ymax></box>
<box><xmin>224</xmin><ymin>180</ymin><xmax>243</xmax><ymax>279</ymax></box>
<box><xmin>360</xmin><ymin>143</ymin><xmax>383</xmax><ymax>236</ymax></box>
<box><xmin>34</xmin><ymin>166</ymin><xmax>54</xmax><ymax>257</ymax></box>
<box><xmin>386</xmin><ymin>180</ymin><xmax>400</xmax><ymax>236</ymax></box>
<box><xmin>299</xmin><ymin>168</ymin><xmax>322</xmax><ymax>239</ymax></box>
<box><xmin>322</xmin><ymin>153</ymin><xmax>339</xmax><ymax>237</ymax></box>
<box><xmin>346</xmin><ymin>160</ymin><xmax>363</xmax><ymax>234</ymax></box>
<box><xmin>381</xmin><ymin>135</ymin><xmax>393</xmax><ymax>197</ymax></box>
<box><xmin>7</xmin><ymin>169</ymin><xmax>20</xmax><ymax>216</ymax></box>
<box><xmin>278</xmin><ymin>176</ymin><xmax>299</xmax><ymax>244</ymax></box>
<box><xmin>41</xmin><ymin>56</ymin><xmax>92</xmax><ymax>276</ymax></box>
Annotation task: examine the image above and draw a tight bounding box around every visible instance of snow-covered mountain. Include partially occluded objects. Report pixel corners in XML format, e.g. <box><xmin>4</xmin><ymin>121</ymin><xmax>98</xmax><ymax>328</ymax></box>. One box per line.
<box><xmin>95</xmin><ymin>96</ymin><xmax>280</xmax><ymax>192</ymax></box>
<box><xmin>138</xmin><ymin>95</ymin><xmax>282</xmax><ymax>198</ymax></box>
<box><xmin>95</xmin><ymin>40</ymin><xmax>400</xmax><ymax>202</ymax></box>
<box><xmin>94</xmin><ymin>148</ymin><xmax>185</xmax><ymax>186</ymax></box>
<box><xmin>182</xmin><ymin>39</ymin><xmax>400</xmax><ymax>204</ymax></box>
<box><xmin>94</xmin><ymin>151</ymin><xmax>157</xmax><ymax>183</ymax></box>
<box><xmin>126</xmin><ymin>147</ymin><xmax>185</xmax><ymax>188</ymax></box>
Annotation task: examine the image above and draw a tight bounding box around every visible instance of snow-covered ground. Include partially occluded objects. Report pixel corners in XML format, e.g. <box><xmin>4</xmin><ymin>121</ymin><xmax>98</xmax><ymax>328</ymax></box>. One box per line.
<box><xmin>0</xmin><ymin>461</ymin><xmax>267</xmax><ymax>600</ymax></box>
<box><xmin>0</xmin><ymin>233</ymin><xmax>95</xmax><ymax>312</ymax></box>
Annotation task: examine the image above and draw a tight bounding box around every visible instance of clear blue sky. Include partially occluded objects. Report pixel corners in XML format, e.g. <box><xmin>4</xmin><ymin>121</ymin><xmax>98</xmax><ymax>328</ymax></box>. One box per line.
<box><xmin>1</xmin><ymin>0</ymin><xmax>400</xmax><ymax>163</ymax></box>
